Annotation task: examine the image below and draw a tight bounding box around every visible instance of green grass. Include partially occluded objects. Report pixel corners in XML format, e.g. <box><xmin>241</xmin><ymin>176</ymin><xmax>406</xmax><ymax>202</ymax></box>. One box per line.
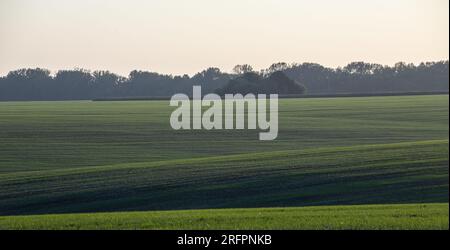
<box><xmin>0</xmin><ymin>203</ymin><xmax>447</xmax><ymax>230</ymax></box>
<box><xmin>0</xmin><ymin>95</ymin><xmax>447</xmax><ymax>173</ymax></box>
<box><xmin>0</xmin><ymin>95</ymin><xmax>448</xmax><ymax>229</ymax></box>
<box><xmin>0</xmin><ymin>139</ymin><xmax>448</xmax><ymax>215</ymax></box>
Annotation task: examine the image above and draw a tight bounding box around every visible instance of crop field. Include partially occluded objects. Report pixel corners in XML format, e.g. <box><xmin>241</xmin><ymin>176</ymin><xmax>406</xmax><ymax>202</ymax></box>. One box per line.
<box><xmin>0</xmin><ymin>203</ymin><xmax>447</xmax><ymax>230</ymax></box>
<box><xmin>0</xmin><ymin>95</ymin><xmax>448</xmax><ymax>229</ymax></box>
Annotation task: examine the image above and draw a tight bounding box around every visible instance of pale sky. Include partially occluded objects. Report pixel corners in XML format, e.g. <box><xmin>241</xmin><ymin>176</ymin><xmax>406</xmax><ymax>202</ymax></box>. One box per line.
<box><xmin>0</xmin><ymin>0</ymin><xmax>448</xmax><ymax>76</ymax></box>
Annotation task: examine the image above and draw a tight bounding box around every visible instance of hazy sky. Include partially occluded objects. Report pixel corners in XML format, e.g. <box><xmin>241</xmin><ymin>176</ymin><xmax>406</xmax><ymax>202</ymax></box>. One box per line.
<box><xmin>0</xmin><ymin>0</ymin><xmax>448</xmax><ymax>76</ymax></box>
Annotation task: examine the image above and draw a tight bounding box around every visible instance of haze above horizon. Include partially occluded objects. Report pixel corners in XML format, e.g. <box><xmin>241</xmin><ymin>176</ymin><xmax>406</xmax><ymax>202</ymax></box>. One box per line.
<box><xmin>0</xmin><ymin>0</ymin><xmax>448</xmax><ymax>76</ymax></box>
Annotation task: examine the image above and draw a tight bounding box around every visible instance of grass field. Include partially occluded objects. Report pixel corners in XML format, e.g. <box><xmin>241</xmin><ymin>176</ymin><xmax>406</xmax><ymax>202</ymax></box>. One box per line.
<box><xmin>0</xmin><ymin>203</ymin><xmax>447</xmax><ymax>230</ymax></box>
<box><xmin>0</xmin><ymin>95</ymin><xmax>448</xmax><ymax>229</ymax></box>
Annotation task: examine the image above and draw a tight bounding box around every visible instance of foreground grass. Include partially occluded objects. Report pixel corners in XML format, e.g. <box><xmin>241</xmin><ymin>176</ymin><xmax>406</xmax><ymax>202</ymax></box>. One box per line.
<box><xmin>0</xmin><ymin>203</ymin><xmax>447</xmax><ymax>230</ymax></box>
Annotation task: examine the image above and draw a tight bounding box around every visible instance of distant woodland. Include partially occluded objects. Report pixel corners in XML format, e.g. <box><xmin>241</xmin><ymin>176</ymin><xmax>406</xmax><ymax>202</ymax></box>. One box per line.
<box><xmin>0</xmin><ymin>61</ymin><xmax>448</xmax><ymax>101</ymax></box>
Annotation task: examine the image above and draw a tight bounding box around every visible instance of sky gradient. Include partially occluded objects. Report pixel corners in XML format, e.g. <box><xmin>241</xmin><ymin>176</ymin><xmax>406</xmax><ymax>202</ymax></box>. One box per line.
<box><xmin>0</xmin><ymin>0</ymin><xmax>448</xmax><ymax>76</ymax></box>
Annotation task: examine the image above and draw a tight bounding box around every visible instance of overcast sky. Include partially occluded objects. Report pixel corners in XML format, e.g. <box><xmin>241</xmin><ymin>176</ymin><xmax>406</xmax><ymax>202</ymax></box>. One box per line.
<box><xmin>0</xmin><ymin>0</ymin><xmax>448</xmax><ymax>76</ymax></box>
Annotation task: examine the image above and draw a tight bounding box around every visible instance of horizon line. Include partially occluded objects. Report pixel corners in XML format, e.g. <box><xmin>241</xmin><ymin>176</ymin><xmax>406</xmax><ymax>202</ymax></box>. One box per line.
<box><xmin>1</xmin><ymin>59</ymin><xmax>449</xmax><ymax>78</ymax></box>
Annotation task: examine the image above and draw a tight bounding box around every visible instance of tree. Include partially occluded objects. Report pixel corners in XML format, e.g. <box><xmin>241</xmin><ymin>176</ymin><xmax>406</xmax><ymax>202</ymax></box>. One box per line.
<box><xmin>54</xmin><ymin>69</ymin><xmax>93</xmax><ymax>99</ymax></box>
<box><xmin>232</xmin><ymin>64</ymin><xmax>254</xmax><ymax>75</ymax></box>
<box><xmin>268</xmin><ymin>62</ymin><xmax>288</xmax><ymax>74</ymax></box>
<box><xmin>0</xmin><ymin>61</ymin><xmax>448</xmax><ymax>101</ymax></box>
<box><xmin>92</xmin><ymin>70</ymin><xmax>124</xmax><ymax>97</ymax></box>
<box><xmin>217</xmin><ymin>71</ymin><xmax>306</xmax><ymax>95</ymax></box>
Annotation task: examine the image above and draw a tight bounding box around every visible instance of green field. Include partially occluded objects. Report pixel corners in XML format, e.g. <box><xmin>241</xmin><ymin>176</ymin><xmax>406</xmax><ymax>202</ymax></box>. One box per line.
<box><xmin>0</xmin><ymin>95</ymin><xmax>448</xmax><ymax>229</ymax></box>
<box><xmin>0</xmin><ymin>203</ymin><xmax>447</xmax><ymax>230</ymax></box>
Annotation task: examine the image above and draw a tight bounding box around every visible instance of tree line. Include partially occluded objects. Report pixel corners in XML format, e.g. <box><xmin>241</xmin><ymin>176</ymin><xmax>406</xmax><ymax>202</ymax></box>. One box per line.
<box><xmin>0</xmin><ymin>61</ymin><xmax>448</xmax><ymax>101</ymax></box>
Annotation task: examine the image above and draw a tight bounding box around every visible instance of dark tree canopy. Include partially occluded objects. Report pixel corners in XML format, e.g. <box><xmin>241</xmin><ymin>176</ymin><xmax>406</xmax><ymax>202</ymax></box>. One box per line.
<box><xmin>0</xmin><ymin>61</ymin><xmax>448</xmax><ymax>101</ymax></box>
<box><xmin>217</xmin><ymin>71</ymin><xmax>306</xmax><ymax>95</ymax></box>
<box><xmin>232</xmin><ymin>64</ymin><xmax>254</xmax><ymax>75</ymax></box>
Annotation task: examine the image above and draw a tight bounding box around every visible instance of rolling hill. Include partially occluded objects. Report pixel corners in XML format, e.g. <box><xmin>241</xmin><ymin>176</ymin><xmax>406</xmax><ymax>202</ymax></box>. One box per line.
<box><xmin>0</xmin><ymin>94</ymin><xmax>448</xmax><ymax>229</ymax></box>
